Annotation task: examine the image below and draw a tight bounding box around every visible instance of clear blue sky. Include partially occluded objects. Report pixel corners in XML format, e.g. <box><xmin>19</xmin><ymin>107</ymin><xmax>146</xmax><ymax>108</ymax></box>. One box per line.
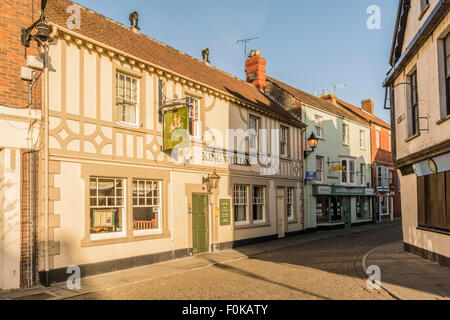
<box><xmin>74</xmin><ymin>0</ymin><xmax>397</xmax><ymax>123</ymax></box>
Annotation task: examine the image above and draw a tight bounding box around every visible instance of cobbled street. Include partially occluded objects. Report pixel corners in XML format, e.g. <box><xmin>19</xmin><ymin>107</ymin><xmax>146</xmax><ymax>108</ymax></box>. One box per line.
<box><xmin>70</xmin><ymin>223</ymin><xmax>402</xmax><ymax>300</ymax></box>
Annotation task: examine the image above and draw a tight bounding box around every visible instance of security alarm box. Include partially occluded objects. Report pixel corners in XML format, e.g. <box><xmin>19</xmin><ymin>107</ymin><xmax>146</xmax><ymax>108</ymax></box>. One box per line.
<box><xmin>26</xmin><ymin>55</ymin><xmax>44</xmax><ymax>71</ymax></box>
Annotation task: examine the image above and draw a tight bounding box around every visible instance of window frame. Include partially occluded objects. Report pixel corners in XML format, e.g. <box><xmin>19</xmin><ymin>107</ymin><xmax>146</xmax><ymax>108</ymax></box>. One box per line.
<box><xmin>340</xmin><ymin>158</ymin><xmax>356</xmax><ymax>186</ymax></box>
<box><xmin>444</xmin><ymin>32</ymin><xmax>450</xmax><ymax>116</ymax></box>
<box><xmin>360</xmin><ymin>163</ymin><xmax>366</xmax><ymax>186</ymax></box>
<box><xmin>187</xmin><ymin>95</ymin><xmax>201</xmax><ymax>140</ymax></box>
<box><xmin>116</xmin><ymin>72</ymin><xmax>140</xmax><ymax>127</ymax></box>
<box><xmin>287</xmin><ymin>187</ymin><xmax>295</xmax><ymax>221</ymax></box>
<box><xmin>252</xmin><ymin>186</ymin><xmax>266</xmax><ymax>224</ymax></box>
<box><xmin>132</xmin><ymin>179</ymin><xmax>163</xmax><ymax>236</ymax></box>
<box><xmin>248</xmin><ymin>115</ymin><xmax>260</xmax><ymax>154</ymax></box>
<box><xmin>89</xmin><ymin>177</ymin><xmax>127</xmax><ymax>241</ymax></box>
<box><xmin>409</xmin><ymin>70</ymin><xmax>420</xmax><ymax>137</ymax></box>
<box><xmin>280</xmin><ymin>125</ymin><xmax>290</xmax><ymax>157</ymax></box>
<box><xmin>233</xmin><ymin>185</ymin><xmax>249</xmax><ymax>226</ymax></box>
<box><xmin>359</xmin><ymin>130</ymin><xmax>366</xmax><ymax>150</ymax></box>
<box><xmin>316</xmin><ymin>156</ymin><xmax>324</xmax><ymax>183</ymax></box>
<box><xmin>315</xmin><ymin>115</ymin><xmax>323</xmax><ymax>138</ymax></box>
<box><xmin>342</xmin><ymin>124</ymin><xmax>349</xmax><ymax>145</ymax></box>
<box><xmin>376</xmin><ymin>129</ymin><xmax>380</xmax><ymax>149</ymax></box>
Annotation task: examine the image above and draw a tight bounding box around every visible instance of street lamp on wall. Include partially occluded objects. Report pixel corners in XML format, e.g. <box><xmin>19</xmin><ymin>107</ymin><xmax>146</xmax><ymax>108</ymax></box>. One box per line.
<box><xmin>203</xmin><ymin>170</ymin><xmax>221</xmax><ymax>192</ymax></box>
<box><xmin>304</xmin><ymin>132</ymin><xmax>319</xmax><ymax>158</ymax></box>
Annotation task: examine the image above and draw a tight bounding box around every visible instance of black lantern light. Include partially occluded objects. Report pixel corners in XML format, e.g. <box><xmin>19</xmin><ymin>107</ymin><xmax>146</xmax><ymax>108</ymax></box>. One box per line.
<box><xmin>203</xmin><ymin>170</ymin><xmax>221</xmax><ymax>192</ymax></box>
<box><xmin>304</xmin><ymin>132</ymin><xmax>319</xmax><ymax>158</ymax></box>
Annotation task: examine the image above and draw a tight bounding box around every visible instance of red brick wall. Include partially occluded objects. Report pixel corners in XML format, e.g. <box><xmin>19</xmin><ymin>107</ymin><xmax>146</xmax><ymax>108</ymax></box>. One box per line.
<box><xmin>0</xmin><ymin>0</ymin><xmax>42</xmax><ymax>109</ymax></box>
<box><xmin>20</xmin><ymin>150</ymin><xmax>39</xmax><ymax>288</ymax></box>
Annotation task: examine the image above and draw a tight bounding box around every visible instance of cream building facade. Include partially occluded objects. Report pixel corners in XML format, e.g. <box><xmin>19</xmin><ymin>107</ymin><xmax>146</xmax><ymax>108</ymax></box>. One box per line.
<box><xmin>384</xmin><ymin>0</ymin><xmax>450</xmax><ymax>265</ymax></box>
<box><xmin>33</xmin><ymin>0</ymin><xmax>306</xmax><ymax>285</ymax></box>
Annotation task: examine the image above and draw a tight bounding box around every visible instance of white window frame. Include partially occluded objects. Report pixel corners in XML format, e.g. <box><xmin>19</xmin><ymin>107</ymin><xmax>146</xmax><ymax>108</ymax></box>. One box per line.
<box><xmin>89</xmin><ymin>177</ymin><xmax>127</xmax><ymax>241</ymax></box>
<box><xmin>233</xmin><ymin>185</ymin><xmax>249</xmax><ymax>226</ymax></box>
<box><xmin>187</xmin><ymin>96</ymin><xmax>201</xmax><ymax>140</ymax></box>
<box><xmin>343</xmin><ymin>124</ymin><xmax>349</xmax><ymax>145</ymax></box>
<box><xmin>360</xmin><ymin>163</ymin><xmax>366</xmax><ymax>186</ymax></box>
<box><xmin>316</xmin><ymin>156</ymin><xmax>324</xmax><ymax>183</ymax></box>
<box><xmin>360</xmin><ymin>130</ymin><xmax>365</xmax><ymax>149</ymax></box>
<box><xmin>116</xmin><ymin>72</ymin><xmax>140</xmax><ymax>127</ymax></box>
<box><xmin>376</xmin><ymin>130</ymin><xmax>380</xmax><ymax>149</ymax></box>
<box><xmin>287</xmin><ymin>187</ymin><xmax>295</xmax><ymax>221</ymax></box>
<box><xmin>315</xmin><ymin>115</ymin><xmax>323</xmax><ymax>138</ymax></box>
<box><xmin>249</xmin><ymin>115</ymin><xmax>259</xmax><ymax>153</ymax></box>
<box><xmin>340</xmin><ymin>158</ymin><xmax>356</xmax><ymax>186</ymax></box>
<box><xmin>132</xmin><ymin>179</ymin><xmax>162</xmax><ymax>236</ymax></box>
<box><xmin>252</xmin><ymin>186</ymin><xmax>266</xmax><ymax>224</ymax></box>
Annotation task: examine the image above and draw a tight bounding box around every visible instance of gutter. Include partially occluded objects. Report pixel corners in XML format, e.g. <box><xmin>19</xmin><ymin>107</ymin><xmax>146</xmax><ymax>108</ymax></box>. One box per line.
<box><xmin>383</xmin><ymin>0</ymin><xmax>450</xmax><ymax>87</ymax></box>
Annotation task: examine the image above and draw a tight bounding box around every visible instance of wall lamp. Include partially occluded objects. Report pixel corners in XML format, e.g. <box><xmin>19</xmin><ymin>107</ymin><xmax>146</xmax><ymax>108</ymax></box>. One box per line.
<box><xmin>203</xmin><ymin>170</ymin><xmax>221</xmax><ymax>192</ymax></box>
<box><xmin>304</xmin><ymin>132</ymin><xmax>319</xmax><ymax>158</ymax></box>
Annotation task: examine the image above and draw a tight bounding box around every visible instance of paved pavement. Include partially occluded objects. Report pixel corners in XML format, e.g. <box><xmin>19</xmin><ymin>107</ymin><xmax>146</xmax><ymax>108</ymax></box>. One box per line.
<box><xmin>364</xmin><ymin>241</ymin><xmax>450</xmax><ymax>300</ymax></box>
<box><xmin>1</xmin><ymin>220</ymin><xmax>447</xmax><ymax>300</ymax></box>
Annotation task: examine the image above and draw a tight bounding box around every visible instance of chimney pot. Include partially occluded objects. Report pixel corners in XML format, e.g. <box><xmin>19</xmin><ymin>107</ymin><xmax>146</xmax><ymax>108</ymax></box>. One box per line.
<box><xmin>129</xmin><ymin>11</ymin><xmax>140</xmax><ymax>34</ymax></box>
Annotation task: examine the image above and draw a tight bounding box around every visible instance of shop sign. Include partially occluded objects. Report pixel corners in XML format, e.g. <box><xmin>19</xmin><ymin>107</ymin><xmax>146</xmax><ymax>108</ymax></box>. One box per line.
<box><xmin>305</xmin><ymin>172</ymin><xmax>317</xmax><ymax>180</ymax></box>
<box><xmin>330</xmin><ymin>165</ymin><xmax>346</xmax><ymax>172</ymax></box>
<box><xmin>202</xmin><ymin>150</ymin><xmax>251</xmax><ymax>167</ymax></box>
<box><xmin>413</xmin><ymin>152</ymin><xmax>450</xmax><ymax>177</ymax></box>
<box><xmin>313</xmin><ymin>185</ymin><xmax>375</xmax><ymax>197</ymax></box>
<box><xmin>219</xmin><ymin>199</ymin><xmax>231</xmax><ymax>226</ymax></box>
<box><xmin>163</xmin><ymin>107</ymin><xmax>189</xmax><ymax>151</ymax></box>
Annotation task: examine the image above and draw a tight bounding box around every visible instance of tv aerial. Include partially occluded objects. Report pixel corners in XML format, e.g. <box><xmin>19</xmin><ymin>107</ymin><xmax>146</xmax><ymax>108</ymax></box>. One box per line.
<box><xmin>235</xmin><ymin>37</ymin><xmax>259</xmax><ymax>59</ymax></box>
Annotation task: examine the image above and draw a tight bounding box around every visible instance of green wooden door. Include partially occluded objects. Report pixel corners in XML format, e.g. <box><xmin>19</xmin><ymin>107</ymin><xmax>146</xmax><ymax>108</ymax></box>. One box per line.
<box><xmin>192</xmin><ymin>194</ymin><xmax>209</xmax><ymax>254</ymax></box>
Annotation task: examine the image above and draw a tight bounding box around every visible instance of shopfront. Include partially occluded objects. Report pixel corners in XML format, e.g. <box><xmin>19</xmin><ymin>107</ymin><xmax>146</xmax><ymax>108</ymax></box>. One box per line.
<box><xmin>313</xmin><ymin>185</ymin><xmax>374</xmax><ymax>229</ymax></box>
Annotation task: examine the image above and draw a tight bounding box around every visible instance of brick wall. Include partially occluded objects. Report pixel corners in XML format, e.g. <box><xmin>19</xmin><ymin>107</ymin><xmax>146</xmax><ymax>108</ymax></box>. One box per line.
<box><xmin>266</xmin><ymin>80</ymin><xmax>303</xmax><ymax>120</ymax></box>
<box><xmin>20</xmin><ymin>150</ymin><xmax>39</xmax><ymax>288</ymax></box>
<box><xmin>0</xmin><ymin>0</ymin><xmax>42</xmax><ymax>109</ymax></box>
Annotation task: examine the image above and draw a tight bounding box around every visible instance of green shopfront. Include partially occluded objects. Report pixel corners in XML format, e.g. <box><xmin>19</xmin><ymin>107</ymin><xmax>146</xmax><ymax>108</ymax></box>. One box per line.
<box><xmin>313</xmin><ymin>185</ymin><xmax>374</xmax><ymax>229</ymax></box>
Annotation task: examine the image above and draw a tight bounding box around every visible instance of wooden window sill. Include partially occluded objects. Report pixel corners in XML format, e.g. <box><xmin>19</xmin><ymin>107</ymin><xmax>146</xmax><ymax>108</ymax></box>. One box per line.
<box><xmin>405</xmin><ymin>132</ymin><xmax>421</xmax><ymax>142</ymax></box>
<box><xmin>436</xmin><ymin>114</ymin><xmax>450</xmax><ymax>125</ymax></box>
<box><xmin>234</xmin><ymin>223</ymin><xmax>271</xmax><ymax>230</ymax></box>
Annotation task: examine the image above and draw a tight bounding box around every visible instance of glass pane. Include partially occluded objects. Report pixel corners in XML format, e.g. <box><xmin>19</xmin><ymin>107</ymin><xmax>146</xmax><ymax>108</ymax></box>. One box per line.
<box><xmin>446</xmin><ymin>55</ymin><xmax>450</xmax><ymax>78</ymax></box>
<box><xmin>98</xmin><ymin>197</ymin><xmax>107</xmax><ymax>207</ymax></box>
<box><xmin>90</xmin><ymin>197</ymin><xmax>97</xmax><ymax>207</ymax></box>
<box><xmin>133</xmin><ymin>207</ymin><xmax>158</xmax><ymax>231</ymax></box>
<box><xmin>98</xmin><ymin>179</ymin><xmax>115</xmax><ymax>197</ymax></box>
<box><xmin>90</xmin><ymin>208</ymin><xmax>122</xmax><ymax>234</ymax></box>
<box><xmin>131</xmin><ymin>79</ymin><xmax>137</xmax><ymax>102</ymax></box>
<box><xmin>125</xmin><ymin>77</ymin><xmax>131</xmax><ymax>100</ymax></box>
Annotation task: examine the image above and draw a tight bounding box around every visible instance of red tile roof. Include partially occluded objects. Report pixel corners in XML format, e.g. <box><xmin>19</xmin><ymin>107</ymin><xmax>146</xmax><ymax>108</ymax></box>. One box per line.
<box><xmin>336</xmin><ymin>99</ymin><xmax>391</xmax><ymax>129</ymax></box>
<box><xmin>266</xmin><ymin>76</ymin><xmax>369</xmax><ymax>126</ymax></box>
<box><xmin>45</xmin><ymin>0</ymin><xmax>303</xmax><ymax>126</ymax></box>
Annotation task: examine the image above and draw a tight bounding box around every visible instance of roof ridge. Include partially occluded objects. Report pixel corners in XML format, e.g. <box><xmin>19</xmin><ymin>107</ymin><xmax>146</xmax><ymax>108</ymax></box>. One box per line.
<box><xmin>67</xmin><ymin>0</ymin><xmax>253</xmax><ymax>91</ymax></box>
<box><xmin>336</xmin><ymin>98</ymin><xmax>391</xmax><ymax>128</ymax></box>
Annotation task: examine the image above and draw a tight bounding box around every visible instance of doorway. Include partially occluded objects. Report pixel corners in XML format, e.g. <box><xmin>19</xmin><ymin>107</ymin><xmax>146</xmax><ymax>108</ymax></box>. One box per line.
<box><xmin>192</xmin><ymin>194</ymin><xmax>209</xmax><ymax>254</ymax></box>
<box><xmin>276</xmin><ymin>188</ymin><xmax>286</xmax><ymax>238</ymax></box>
<box><xmin>342</xmin><ymin>197</ymin><xmax>351</xmax><ymax>229</ymax></box>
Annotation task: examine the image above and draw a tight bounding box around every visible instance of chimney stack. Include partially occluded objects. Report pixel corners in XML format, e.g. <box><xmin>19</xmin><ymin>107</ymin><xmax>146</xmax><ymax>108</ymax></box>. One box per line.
<box><xmin>361</xmin><ymin>99</ymin><xmax>374</xmax><ymax>115</ymax></box>
<box><xmin>202</xmin><ymin>48</ymin><xmax>210</xmax><ymax>66</ymax></box>
<box><xmin>129</xmin><ymin>12</ymin><xmax>140</xmax><ymax>34</ymax></box>
<box><xmin>321</xmin><ymin>92</ymin><xmax>337</xmax><ymax>105</ymax></box>
<box><xmin>245</xmin><ymin>50</ymin><xmax>266</xmax><ymax>91</ymax></box>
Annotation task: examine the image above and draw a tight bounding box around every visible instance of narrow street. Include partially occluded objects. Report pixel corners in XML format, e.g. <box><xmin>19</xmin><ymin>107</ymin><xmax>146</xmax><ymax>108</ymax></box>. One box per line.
<box><xmin>70</xmin><ymin>223</ymin><xmax>402</xmax><ymax>300</ymax></box>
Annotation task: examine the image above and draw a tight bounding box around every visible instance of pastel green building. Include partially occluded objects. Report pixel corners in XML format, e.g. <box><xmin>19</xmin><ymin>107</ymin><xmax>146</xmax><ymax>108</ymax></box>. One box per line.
<box><xmin>266</xmin><ymin>78</ymin><xmax>374</xmax><ymax>230</ymax></box>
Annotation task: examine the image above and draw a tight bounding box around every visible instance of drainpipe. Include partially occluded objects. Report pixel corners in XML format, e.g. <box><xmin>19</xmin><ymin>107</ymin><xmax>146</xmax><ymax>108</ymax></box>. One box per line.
<box><xmin>42</xmin><ymin>42</ymin><xmax>50</xmax><ymax>287</ymax></box>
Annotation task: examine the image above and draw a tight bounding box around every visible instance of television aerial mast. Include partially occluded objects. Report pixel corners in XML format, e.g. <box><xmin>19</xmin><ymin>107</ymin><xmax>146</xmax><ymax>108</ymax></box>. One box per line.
<box><xmin>235</xmin><ymin>37</ymin><xmax>259</xmax><ymax>59</ymax></box>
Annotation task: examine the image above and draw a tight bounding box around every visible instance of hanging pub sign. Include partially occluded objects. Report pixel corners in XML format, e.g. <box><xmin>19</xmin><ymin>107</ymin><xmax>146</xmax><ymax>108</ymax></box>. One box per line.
<box><xmin>330</xmin><ymin>165</ymin><xmax>346</xmax><ymax>172</ymax></box>
<box><xmin>163</xmin><ymin>107</ymin><xmax>189</xmax><ymax>151</ymax></box>
<box><xmin>413</xmin><ymin>152</ymin><xmax>450</xmax><ymax>177</ymax></box>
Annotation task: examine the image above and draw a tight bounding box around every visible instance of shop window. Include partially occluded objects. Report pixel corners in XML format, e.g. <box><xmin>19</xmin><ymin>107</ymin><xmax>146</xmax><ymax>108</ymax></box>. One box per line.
<box><xmin>116</xmin><ymin>72</ymin><xmax>139</xmax><ymax>126</ymax></box>
<box><xmin>287</xmin><ymin>187</ymin><xmax>294</xmax><ymax>220</ymax></box>
<box><xmin>252</xmin><ymin>186</ymin><xmax>266</xmax><ymax>223</ymax></box>
<box><xmin>417</xmin><ymin>172</ymin><xmax>450</xmax><ymax>232</ymax></box>
<box><xmin>357</xmin><ymin>197</ymin><xmax>371</xmax><ymax>219</ymax></box>
<box><xmin>330</xmin><ymin>196</ymin><xmax>342</xmax><ymax>221</ymax></box>
<box><xmin>379</xmin><ymin>195</ymin><xmax>389</xmax><ymax>216</ymax></box>
<box><xmin>132</xmin><ymin>179</ymin><xmax>162</xmax><ymax>235</ymax></box>
<box><xmin>188</xmin><ymin>96</ymin><xmax>201</xmax><ymax>139</ymax></box>
<box><xmin>234</xmin><ymin>185</ymin><xmax>249</xmax><ymax>225</ymax></box>
<box><xmin>316</xmin><ymin>196</ymin><xmax>329</xmax><ymax>222</ymax></box>
<box><xmin>89</xmin><ymin>177</ymin><xmax>126</xmax><ymax>239</ymax></box>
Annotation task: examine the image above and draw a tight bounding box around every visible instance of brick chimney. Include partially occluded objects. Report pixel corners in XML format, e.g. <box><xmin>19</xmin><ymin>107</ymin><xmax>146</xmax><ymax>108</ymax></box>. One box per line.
<box><xmin>361</xmin><ymin>99</ymin><xmax>374</xmax><ymax>115</ymax></box>
<box><xmin>245</xmin><ymin>50</ymin><xmax>266</xmax><ymax>91</ymax></box>
<box><xmin>321</xmin><ymin>93</ymin><xmax>337</xmax><ymax>105</ymax></box>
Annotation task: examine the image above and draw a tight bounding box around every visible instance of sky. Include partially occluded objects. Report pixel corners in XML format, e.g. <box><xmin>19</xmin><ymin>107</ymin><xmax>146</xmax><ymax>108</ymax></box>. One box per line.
<box><xmin>73</xmin><ymin>0</ymin><xmax>398</xmax><ymax>123</ymax></box>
